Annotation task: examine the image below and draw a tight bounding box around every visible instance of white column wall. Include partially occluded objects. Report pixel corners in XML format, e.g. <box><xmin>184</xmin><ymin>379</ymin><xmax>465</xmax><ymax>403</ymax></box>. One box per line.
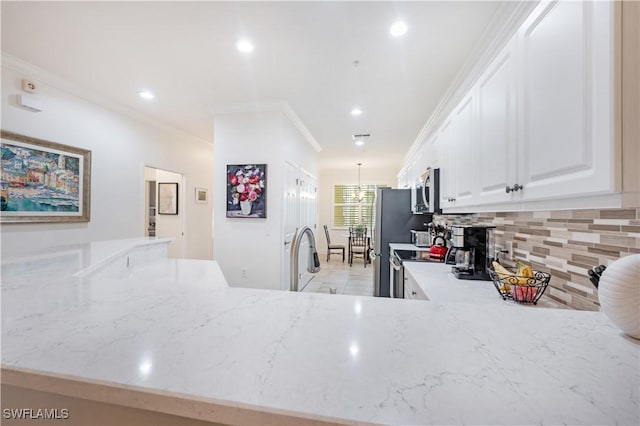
<box><xmin>213</xmin><ymin>111</ymin><xmax>284</xmax><ymax>290</ymax></box>
<box><xmin>212</xmin><ymin>110</ymin><xmax>318</xmax><ymax>290</ymax></box>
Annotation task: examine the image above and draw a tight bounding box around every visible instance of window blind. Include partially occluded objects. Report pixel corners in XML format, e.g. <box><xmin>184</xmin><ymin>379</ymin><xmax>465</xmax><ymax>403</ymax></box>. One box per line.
<box><xmin>332</xmin><ymin>184</ymin><xmax>388</xmax><ymax>228</ymax></box>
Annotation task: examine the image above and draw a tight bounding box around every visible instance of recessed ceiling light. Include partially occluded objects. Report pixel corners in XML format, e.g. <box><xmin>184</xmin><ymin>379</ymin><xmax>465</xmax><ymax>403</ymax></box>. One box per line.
<box><xmin>355</xmin><ymin>140</ymin><xmax>365</xmax><ymax>146</ymax></box>
<box><xmin>390</xmin><ymin>21</ymin><xmax>408</xmax><ymax>37</ymax></box>
<box><xmin>351</xmin><ymin>108</ymin><xmax>363</xmax><ymax>116</ymax></box>
<box><xmin>137</xmin><ymin>91</ymin><xmax>154</xmax><ymax>100</ymax></box>
<box><xmin>236</xmin><ymin>39</ymin><xmax>254</xmax><ymax>53</ymax></box>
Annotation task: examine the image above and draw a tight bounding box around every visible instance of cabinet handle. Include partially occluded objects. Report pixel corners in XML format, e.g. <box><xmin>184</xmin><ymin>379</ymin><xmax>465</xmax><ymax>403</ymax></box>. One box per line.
<box><xmin>412</xmin><ymin>291</ymin><xmax>417</xmax><ymax>296</ymax></box>
<box><xmin>506</xmin><ymin>184</ymin><xmax>524</xmax><ymax>194</ymax></box>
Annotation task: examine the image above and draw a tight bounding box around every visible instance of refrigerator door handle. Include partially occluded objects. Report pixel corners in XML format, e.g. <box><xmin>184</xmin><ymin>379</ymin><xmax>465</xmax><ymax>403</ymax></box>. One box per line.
<box><xmin>370</xmin><ymin>249</ymin><xmax>377</xmax><ymax>260</ymax></box>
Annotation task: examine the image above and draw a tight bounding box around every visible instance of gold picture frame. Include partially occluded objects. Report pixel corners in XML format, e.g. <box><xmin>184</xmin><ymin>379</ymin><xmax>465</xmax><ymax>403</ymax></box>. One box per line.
<box><xmin>0</xmin><ymin>130</ymin><xmax>91</xmax><ymax>223</ymax></box>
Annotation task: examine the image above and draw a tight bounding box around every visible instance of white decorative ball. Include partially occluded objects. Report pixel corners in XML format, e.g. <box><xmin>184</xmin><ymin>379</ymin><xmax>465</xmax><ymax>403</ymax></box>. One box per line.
<box><xmin>598</xmin><ymin>254</ymin><xmax>640</xmax><ymax>339</ymax></box>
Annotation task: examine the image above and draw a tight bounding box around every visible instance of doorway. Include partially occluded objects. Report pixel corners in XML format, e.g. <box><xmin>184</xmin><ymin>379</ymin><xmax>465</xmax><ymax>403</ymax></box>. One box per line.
<box><xmin>144</xmin><ymin>166</ymin><xmax>185</xmax><ymax>258</ymax></box>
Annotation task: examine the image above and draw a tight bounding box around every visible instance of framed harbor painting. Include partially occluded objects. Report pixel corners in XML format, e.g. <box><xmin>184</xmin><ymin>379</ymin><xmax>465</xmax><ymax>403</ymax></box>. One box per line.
<box><xmin>0</xmin><ymin>130</ymin><xmax>91</xmax><ymax>223</ymax></box>
<box><xmin>226</xmin><ymin>164</ymin><xmax>266</xmax><ymax>218</ymax></box>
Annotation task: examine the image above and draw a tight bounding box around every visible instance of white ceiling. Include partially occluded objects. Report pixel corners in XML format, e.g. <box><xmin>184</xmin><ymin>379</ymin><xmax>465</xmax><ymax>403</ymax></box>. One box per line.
<box><xmin>1</xmin><ymin>1</ymin><xmax>509</xmax><ymax>171</ymax></box>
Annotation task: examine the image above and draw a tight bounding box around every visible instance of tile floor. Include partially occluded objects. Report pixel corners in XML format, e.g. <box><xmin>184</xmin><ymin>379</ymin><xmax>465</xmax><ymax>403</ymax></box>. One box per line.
<box><xmin>301</xmin><ymin>257</ymin><xmax>374</xmax><ymax>296</ymax></box>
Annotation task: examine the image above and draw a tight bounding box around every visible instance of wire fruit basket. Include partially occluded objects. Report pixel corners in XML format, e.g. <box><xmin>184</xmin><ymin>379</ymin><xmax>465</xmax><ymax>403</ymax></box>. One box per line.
<box><xmin>488</xmin><ymin>267</ymin><xmax>551</xmax><ymax>304</ymax></box>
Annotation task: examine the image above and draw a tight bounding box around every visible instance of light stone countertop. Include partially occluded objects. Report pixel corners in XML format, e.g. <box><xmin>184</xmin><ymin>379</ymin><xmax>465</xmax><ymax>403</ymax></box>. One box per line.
<box><xmin>389</xmin><ymin>242</ymin><xmax>432</xmax><ymax>251</ymax></box>
<box><xmin>403</xmin><ymin>262</ymin><xmax>503</xmax><ymax>304</ymax></box>
<box><xmin>2</xmin><ymin>239</ymin><xmax>638</xmax><ymax>425</ymax></box>
<box><xmin>403</xmin><ymin>260</ymin><xmax>569</xmax><ymax>310</ymax></box>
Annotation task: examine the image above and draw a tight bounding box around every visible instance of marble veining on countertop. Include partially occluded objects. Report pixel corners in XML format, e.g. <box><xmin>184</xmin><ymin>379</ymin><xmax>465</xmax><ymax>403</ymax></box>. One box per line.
<box><xmin>2</xmin><ymin>239</ymin><xmax>638</xmax><ymax>425</ymax></box>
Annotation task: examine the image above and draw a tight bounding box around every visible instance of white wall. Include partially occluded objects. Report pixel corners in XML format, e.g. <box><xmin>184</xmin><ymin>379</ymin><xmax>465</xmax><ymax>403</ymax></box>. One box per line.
<box><xmin>213</xmin><ymin>110</ymin><xmax>317</xmax><ymax>290</ymax></box>
<box><xmin>317</xmin><ymin>166</ymin><xmax>398</xmax><ymax>256</ymax></box>
<box><xmin>1</xmin><ymin>60</ymin><xmax>214</xmax><ymax>259</ymax></box>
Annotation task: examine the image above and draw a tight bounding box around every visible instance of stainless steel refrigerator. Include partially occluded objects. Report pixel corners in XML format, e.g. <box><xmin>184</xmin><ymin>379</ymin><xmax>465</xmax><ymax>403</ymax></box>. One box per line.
<box><xmin>372</xmin><ymin>188</ymin><xmax>430</xmax><ymax>297</ymax></box>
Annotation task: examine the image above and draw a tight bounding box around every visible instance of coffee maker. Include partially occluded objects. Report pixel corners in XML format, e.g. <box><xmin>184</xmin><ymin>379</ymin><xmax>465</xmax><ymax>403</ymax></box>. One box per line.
<box><xmin>450</xmin><ymin>225</ymin><xmax>496</xmax><ymax>280</ymax></box>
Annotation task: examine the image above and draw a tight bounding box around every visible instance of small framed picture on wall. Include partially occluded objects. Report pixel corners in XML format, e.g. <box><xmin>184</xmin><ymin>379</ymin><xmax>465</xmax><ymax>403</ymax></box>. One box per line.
<box><xmin>195</xmin><ymin>187</ymin><xmax>208</xmax><ymax>204</ymax></box>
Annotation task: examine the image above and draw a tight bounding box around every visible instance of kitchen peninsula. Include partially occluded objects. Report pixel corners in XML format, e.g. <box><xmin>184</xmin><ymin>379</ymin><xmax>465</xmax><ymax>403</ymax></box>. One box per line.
<box><xmin>2</xmin><ymin>238</ymin><xmax>638</xmax><ymax>425</ymax></box>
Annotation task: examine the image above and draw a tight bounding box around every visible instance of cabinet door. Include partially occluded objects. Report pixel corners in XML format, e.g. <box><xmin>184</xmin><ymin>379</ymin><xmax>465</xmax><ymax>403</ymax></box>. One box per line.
<box><xmin>476</xmin><ymin>38</ymin><xmax>517</xmax><ymax>205</ymax></box>
<box><xmin>517</xmin><ymin>0</ymin><xmax>613</xmax><ymax>201</ymax></box>
<box><xmin>397</xmin><ymin>169</ymin><xmax>407</xmax><ymax>189</ymax></box>
<box><xmin>438</xmin><ymin>118</ymin><xmax>455</xmax><ymax>208</ymax></box>
<box><xmin>424</xmin><ymin>134</ymin><xmax>438</xmax><ymax>169</ymax></box>
<box><xmin>413</xmin><ymin>149</ymin><xmax>424</xmax><ymax>183</ymax></box>
<box><xmin>406</xmin><ymin>160</ymin><xmax>416</xmax><ymax>189</ymax></box>
<box><xmin>403</xmin><ymin>268</ymin><xmax>427</xmax><ymax>300</ymax></box>
<box><xmin>450</xmin><ymin>94</ymin><xmax>476</xmax><ymax>206</ymax></box>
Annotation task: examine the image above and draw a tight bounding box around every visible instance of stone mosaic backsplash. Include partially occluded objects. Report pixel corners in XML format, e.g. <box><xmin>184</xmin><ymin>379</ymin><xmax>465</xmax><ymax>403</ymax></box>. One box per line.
<box><xmin>433</xmin><ymin>208</ymin><xmax>640</xmax><ymax>311</ymax></box>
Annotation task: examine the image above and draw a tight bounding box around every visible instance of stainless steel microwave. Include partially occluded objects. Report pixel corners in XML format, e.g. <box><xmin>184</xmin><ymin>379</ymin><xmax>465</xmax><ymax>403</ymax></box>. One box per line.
<box><xmin>411</xmin><ymin>167</ymin><xmax>440</xmax><ymax>214</ymax></box>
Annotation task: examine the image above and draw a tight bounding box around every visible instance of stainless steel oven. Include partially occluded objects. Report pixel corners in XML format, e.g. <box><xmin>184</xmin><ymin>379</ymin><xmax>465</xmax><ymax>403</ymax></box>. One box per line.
<box><xmin>390</xmin><ymin>252</ymin><xmax>405</xmax><ymax>298</ymax></box>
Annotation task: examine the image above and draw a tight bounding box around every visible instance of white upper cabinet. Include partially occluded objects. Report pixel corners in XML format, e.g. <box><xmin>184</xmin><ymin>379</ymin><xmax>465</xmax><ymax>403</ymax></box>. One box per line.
<box><xmin>400</xmin><ymin>0</ymin><xmax>616</xmax><ymax>211</ymax></box>
<box><xmin>450</xmin><ymin>93</ymin><xmax>476</xmax><ymax>206</ymax></box>
<box><xmin>516</xmin><ymin>0</ymin><xmax>613</xmax><ymax>201</ymax></box>
<box><xmin>476</xmin><ymin>38</ymin><xmax>517</xmax><ymax>205</ymax></box>
<box><xmin>438</xmin><ymin>117</ymin><xmax>455</xmax><ymax>208</ymax></box>
<box><xmin>397</xmin><ymin>169</ymin><xmax>407</xmax><ymax>189</ymax></box>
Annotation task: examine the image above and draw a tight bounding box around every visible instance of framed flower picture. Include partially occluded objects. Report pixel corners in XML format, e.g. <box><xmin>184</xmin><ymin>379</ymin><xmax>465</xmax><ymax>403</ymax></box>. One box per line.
<box><xmin>226</xmin><ymin>164</ymin><xmax>266</xmax><ymax>218</ymax></box>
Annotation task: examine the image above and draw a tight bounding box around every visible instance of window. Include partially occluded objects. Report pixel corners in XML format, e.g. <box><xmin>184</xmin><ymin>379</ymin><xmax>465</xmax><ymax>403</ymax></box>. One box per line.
<box><xmin>332</xmin><ymin>184</ymin><xmax>388</xmax><ymax>229</ymax></box>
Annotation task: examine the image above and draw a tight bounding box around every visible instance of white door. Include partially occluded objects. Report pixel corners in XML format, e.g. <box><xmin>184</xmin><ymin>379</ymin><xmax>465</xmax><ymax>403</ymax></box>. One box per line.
<box><xmin>476</xmin><ymin>38</ymin><xmax>517</xmax><ymax>205</ymax></box>
<box><xmin>451</xmin><ymin>94</ymin><xmax>476</xmax><ymax>206</ymax></box>
<box><xmin>144</xmin><ymin>166</ymin><xmax>185</xmax><ymax>258</ymax></box>
<box><xmin>516</xmin><ymin>0</ymin><xmax>614</xmax><ymax>201</ymax></box>
<box><xmin>298</xmin><ymin>170</ymin><xmax>317</xmax><ymax>289</ymax></box>
<box><xmin>282</xmin><ymin>162</ymin><xmax>299</xmax><ymax>291</ymax></box>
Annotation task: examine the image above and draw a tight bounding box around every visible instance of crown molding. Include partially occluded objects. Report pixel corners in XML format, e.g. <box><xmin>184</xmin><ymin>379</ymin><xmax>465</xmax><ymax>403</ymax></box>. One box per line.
<box><xmin>282</xmin><ymin>103</ymin><xmax>322</xmax><ymax>153</ymax></box>
<box><xmin>209</xmin><ymin>100</ymin><xmax>322</xmax><ymax>153</ymax></box>
<box><xmin>1</xmin><ymin>53</ymin><xmax>212</xmax><ymax>146</ymax></box>
<box><xmin>400</xmin><ymin>0</ymin><xmax>540</xmax><ymax>170</ymax></box>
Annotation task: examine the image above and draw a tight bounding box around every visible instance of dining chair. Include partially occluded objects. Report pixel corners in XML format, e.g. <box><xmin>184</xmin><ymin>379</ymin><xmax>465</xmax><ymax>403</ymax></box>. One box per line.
<box><xmin>348</xmin><ymin>226</ymin><xmax>368</xmax><ymax>267</ymax></box>
<box><xmin>323</xmin><ymin>224</ymin><xmax>345</xmax><ymax>262</ymax></box>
